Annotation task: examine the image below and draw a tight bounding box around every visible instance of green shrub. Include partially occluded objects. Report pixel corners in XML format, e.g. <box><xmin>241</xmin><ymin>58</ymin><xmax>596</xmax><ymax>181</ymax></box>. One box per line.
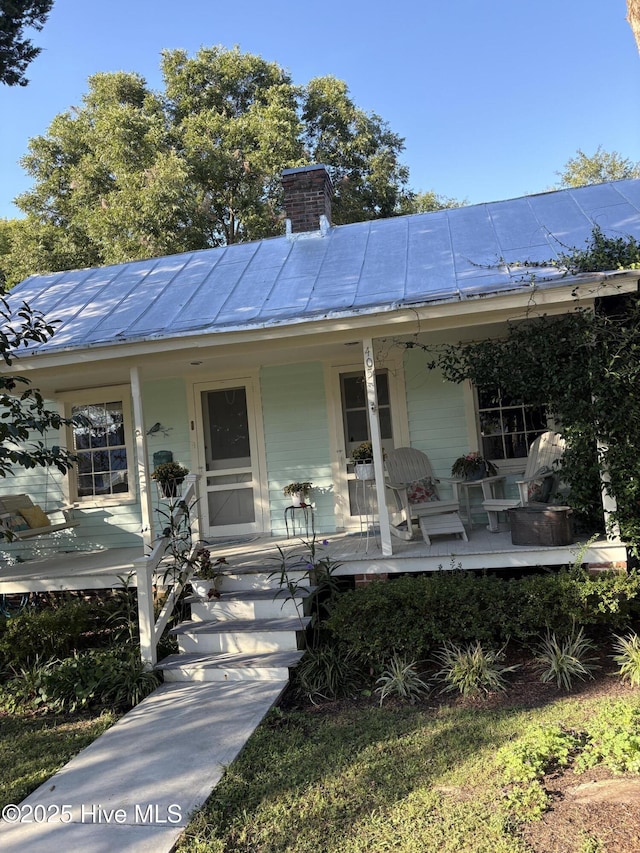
<box><xmin>0</xmin><ymin>600</ymin><xmax>95</xmax><ymax>669</ymax></box>
<box><xmin>374</xmin><ymin>654</ymin><xmax>430</xmax><ymax>706</ymax></box>
<box><xmin>4</xmin><ymin>647</ymin><xmax>160</xmax><ymax>713</ymax></box>
<box><xmin>533</xmin><ymin>626</ymin><xmax>600</xmax><ymax>691</ymax></box>
<box><xmin>433</xmin><ymin>641</ymin><xmax>517</xmax><ymax>697</ymax></box>
<box><xmin>326</xmin><ymin>569</ymin><xmax>640</xmax><ymax>664</ymax></box>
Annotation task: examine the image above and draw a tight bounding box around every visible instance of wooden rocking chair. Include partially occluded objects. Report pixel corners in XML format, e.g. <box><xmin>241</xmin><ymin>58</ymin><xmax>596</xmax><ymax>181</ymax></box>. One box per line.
<box><xmin>481</xmin><ymin>431</ymin><xmax>566</xmax><ymax>532</ymax></box>
<box><xmin>385</xmin><ymin>447</ymin><xmax>468</xmax><ymax>545</ymax></box>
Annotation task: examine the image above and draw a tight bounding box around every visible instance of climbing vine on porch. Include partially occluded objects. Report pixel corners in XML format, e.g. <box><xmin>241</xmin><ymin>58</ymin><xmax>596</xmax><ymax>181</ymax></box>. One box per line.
<box><xmin>418</xmin><ymin>227</ymin><xmax>640</xmax><ymax>554</ymax></box>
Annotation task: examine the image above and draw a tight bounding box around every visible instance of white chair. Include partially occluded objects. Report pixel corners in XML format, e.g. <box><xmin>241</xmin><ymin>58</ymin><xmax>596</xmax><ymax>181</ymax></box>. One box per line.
<box><xmin>481</xmin><ymin>431</ymin><xmax>566</xmax><ymax>532</ymax></box>
<box><xmin>385</xmin><ymin>447</ymin><xmax>468</xmax><ymax>545</ymax></box>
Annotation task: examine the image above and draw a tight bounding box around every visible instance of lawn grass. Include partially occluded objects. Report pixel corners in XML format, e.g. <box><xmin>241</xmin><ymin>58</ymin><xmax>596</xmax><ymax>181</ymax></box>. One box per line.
<box><xmin>0</xmin><ymin>709</ymin><xmax>117</xmax><ymax>807</ymax></box>
<box><xmin>176</xmin><ymin>691</ymin><xmax>631</xmax><ymax>853</ymax></box>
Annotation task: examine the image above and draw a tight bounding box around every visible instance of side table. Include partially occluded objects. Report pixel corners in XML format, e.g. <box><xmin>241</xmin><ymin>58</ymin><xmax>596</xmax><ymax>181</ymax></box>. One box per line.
<box><xmin>447</xmin><ymin>475</ymin><xmax>504</xmax><ymax>528</ymax></box>
<box><xmin>284</xmin><ymin>503</ymin><xmax>315</xmax><ymax>539</ymax></box>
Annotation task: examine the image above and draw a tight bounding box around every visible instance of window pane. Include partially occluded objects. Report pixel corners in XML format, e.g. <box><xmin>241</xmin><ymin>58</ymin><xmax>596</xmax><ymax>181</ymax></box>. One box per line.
<box><xmin>71</xmin><ymin>401</ymin><xmax>128</xmax><ymax>499</ymax></box>
<box><xmin>478</xmin><ymin>389</ymin><xmax>548</xmax><ymax>461</ymax></box>
<box><xmin>342</xmin><ymin>376</ymin><xmax>367</xmax><ymax>408</ymax></box>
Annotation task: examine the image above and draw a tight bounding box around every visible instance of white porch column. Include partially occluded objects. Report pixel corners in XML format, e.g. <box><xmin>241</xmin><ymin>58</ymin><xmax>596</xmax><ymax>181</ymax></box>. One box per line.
<box><xmin>130</xmin><ymin>366</ymin><xmax>154</xmax><ymax>551</ymax></box>
<box><xmin>363</xmin><ymin>338</ymin><xmax>393</xmax><ymax>556</ymax></box>
<box><xmin>597</xmin><ymin>439</ymin><xmax>621</xmax><ymax>541</ymax></box>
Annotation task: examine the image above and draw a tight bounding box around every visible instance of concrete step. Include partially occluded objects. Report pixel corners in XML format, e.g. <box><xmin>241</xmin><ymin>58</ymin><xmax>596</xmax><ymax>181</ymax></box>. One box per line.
<box><xmin>171</xmin><ymin>616</ymin><xmax>310</xmax><ymax>654</ymax></box>
<box><xmin>158</xmin><ymin>650</ymin><xmax>305</xmax><ymax>682</ymax></box>
<box><xmin>189</xmin><ymin>586</ymin><xmax>316</xmax><ymax>622</ymax></box>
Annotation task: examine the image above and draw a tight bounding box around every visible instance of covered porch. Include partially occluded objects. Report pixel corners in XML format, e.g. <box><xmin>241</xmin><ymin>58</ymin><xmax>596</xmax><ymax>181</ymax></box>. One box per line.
<box><xmin>0</xmin><ymin>525</ymin><xmax>627</xmax><ymax>597</ymax></box>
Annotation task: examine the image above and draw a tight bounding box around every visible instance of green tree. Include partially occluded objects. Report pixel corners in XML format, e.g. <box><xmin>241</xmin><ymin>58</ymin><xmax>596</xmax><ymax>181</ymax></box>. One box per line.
<box><xmin>0</xmin><ymin>0</ymin><xmax>54</xmax><ymax>86</ymax></box>
<box><xmin>5</xmin><ymin>46</ymin><xmax>460</xmax><ymax>284</ymax></box>
<box><xmin>628</xmin><ymin>0</ymin><xmax>640</xmax><ymax>53</ymax></box>
<box><xmin>0</xmin><ymin>297</ymin><xmax>77</xmax><ymax>488</ymax></box>
<box><xmin>557</xmin><ymin>146</ymin><xmax>640</xmax><ymax>188</ymax></box>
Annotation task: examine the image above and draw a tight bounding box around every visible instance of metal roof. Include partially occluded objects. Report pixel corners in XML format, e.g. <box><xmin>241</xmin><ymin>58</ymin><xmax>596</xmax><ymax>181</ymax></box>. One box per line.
<box><xmin>9</xmin><ymin>179</ymin><xmax>640</xmax><ymax>355</ymax></box>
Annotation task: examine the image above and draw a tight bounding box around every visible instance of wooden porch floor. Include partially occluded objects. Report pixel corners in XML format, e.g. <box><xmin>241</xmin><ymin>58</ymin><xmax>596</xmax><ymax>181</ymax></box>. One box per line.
<box><xmin>0</xmin><ymin>525</ymin><xmax>627</xmax><ymax>594</ymax></box>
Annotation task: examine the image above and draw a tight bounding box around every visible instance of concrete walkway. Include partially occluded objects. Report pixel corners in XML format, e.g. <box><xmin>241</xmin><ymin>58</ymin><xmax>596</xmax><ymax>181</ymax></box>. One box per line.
<box><xmin>0</xmin><ymin>680</ymin><xmax>287</xmax><ymax>852</ymax></box>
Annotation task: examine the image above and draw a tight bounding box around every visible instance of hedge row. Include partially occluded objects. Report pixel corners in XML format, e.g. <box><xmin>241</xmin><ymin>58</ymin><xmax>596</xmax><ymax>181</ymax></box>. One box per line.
<box><xmin>325</xmin><ymin>569</ymin><xmax>640</xmax><ymax>663</ymax></box>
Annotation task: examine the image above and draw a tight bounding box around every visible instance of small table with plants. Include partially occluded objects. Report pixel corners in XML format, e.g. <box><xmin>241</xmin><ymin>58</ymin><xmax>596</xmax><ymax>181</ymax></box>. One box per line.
<box><xmin>447</xmin><ymin>453</ymin><xmax>504</xmax><ymax>528</ymax></box>
<box><xmin>283</xmin><ymin>482</ymin><xmax>314</xmax><ymax>538</ymax></box>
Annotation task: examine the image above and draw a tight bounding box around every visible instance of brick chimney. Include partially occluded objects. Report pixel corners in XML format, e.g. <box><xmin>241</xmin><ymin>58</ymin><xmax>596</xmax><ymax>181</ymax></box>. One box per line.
<box><xmin>281</xmin><ymin>164</ymin><xmax>333</xmax><ymax>236</ymax></box>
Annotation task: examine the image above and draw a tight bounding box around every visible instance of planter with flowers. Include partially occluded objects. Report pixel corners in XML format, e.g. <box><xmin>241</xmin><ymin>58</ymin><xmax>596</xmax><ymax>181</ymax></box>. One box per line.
<box><xmin>451</xmin><ymin>452</ymin><xmax>497</xmax><ymax>481</ymax></box>
<box><xmin>283</xmin><ymin>481</ymin><xmax>313</xmax><ymax>507</ymax></box>
<box><xmin>350</xmin><ymin>441</ymin><xmax>376</xmax><ymax>480</ymax></box>
<box><xmin>190</xmin><ymin>548</ymin><xmax>223</xmax><ymax>600</ymax></box>
<box><xmin>151</xmin><ymin>461</ymin><xmax>189</xmax><ymax>498</ymax></box>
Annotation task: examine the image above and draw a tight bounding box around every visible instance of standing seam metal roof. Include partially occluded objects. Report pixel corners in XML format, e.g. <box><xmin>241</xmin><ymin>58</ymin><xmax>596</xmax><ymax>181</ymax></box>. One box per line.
<box><xmin>10</xmin><ymin>179</ymin><xmax>640</xmax><ymax>354</ymax></box>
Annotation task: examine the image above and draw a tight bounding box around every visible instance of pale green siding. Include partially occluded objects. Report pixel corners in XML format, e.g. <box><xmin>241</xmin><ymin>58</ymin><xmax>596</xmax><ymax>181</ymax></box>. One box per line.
<box><xmin>260</xmin><ymin>362</ymin><xmax>334</xmax><ymax>537</ymax></box>
<box><xmin>403</xmin><ymin>350</ymin><xmax>469</xmax><ymax>501</ymax></box>
<box><xmin>142</xmin><ymin>377</ymin><xmax>191</xmax><ymax>496</ymax></box>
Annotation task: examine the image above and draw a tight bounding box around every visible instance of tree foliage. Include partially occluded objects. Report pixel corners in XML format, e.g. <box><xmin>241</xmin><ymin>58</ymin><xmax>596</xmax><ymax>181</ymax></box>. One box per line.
<box><xmin>425</xmin><ymin>228</ymin><xmax>640</xmax><ymax>552</ymax></box>
<box><xmin>0</xmin><ymin>297</ymin><xmax>77</xmax><ymax>483</ymax></box>
<box><xmin>557</xmin><ymin>146</ymin><xmax>640</xmax><ymax>188</ymax></box>
<box><xmin>0</xmin><ymin>0</ymin><xmax>54</xmax><ymax>86</ymax></box>
<box><xmin>628</xmin><ymin>0</ymin><xmax>640</xmax><ymax>53</ymax></box>
<box><xmin>4</xmin><ymin>46</ymin><xmax>462</xmax><ymax>285</ymax></box>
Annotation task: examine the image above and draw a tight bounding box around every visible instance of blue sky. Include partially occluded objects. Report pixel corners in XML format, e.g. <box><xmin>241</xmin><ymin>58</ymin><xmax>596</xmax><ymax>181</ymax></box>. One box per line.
<box><xmin>1</xmin><ymin>0</ymin><xmax>639</xmax><ymax>220</ymax></box>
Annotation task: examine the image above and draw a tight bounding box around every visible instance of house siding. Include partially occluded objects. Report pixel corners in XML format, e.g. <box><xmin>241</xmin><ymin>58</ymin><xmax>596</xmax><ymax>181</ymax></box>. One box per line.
<box><xmin>142</xmin><ymin>378</ymin><xmax>191</xmax><ymax>510</ymax></box>
<box><xmin>260</xmin><ymin>362</ymin><xmax>334</xmax><ymax>537</ymax></box>
<box><xmin>404</xmin><ymin>350</ymin><xmax>469</xmax><ymax>501</ymax></box>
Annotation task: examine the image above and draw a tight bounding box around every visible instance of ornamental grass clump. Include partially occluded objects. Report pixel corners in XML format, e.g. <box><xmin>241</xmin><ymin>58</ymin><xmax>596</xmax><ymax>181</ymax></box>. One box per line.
<box><xmin>534</xmin><ymin>625</ymin><xmax>600</xmax><ymax>691</ymax></box>
<box><xmin>611</xmin><ymin>630</ymin><xmax>640</xmax><ymax>687</ymax></box>
<box><xmin>374</xmin><ymin>654</ymin><xmax>430</xmax><ymax>706</ymax></box>
<box><xmin>433</xmin><ymin>640</ymin><xmax>518</xmax><ymax>697</ymax></box>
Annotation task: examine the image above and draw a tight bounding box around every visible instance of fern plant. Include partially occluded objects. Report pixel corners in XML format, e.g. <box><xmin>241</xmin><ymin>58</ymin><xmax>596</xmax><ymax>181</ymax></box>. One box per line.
<box><xmin>611</xmin><ymin>630</ymin><xmax>640</xmax><ymax>687</ymax></box>
<box><xmin>534</xmin><ymin>626</ymin><xmax>599</xmax><ymax>691</ymax></box>
<box><xmin>375</xmin><ymin>654</ymin><xmax>430</xmax><ymax>706</ymax></box>
<box><xmin>433</xmin><ymin>640</ymin><xmax>517</xmax><ymax>697</ymax></box>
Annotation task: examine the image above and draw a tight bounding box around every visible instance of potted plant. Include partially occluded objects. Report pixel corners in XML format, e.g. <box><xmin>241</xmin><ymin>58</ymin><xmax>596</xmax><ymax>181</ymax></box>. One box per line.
<box><xmin>190</xmin><ymin>548</ymin><xmax>224</xmax><ymax>600</ymax></box>
<box><xmin>151</xmin><ymin>461</ymin><xmax>189</xmax><ymax>498</ymax></box>
<box><xmin>283</xmin><ymin>481</ymin><xmax>313</xmax><ymax>507</ymax></box>
<box><xmin>451</xmin><ymin>452</ymin><xmax>497</xmax><ymax>481</ymax></box>
<box><xmin>350</xmin><ymin>441</ymin><xmax>376</xmax><ymax>480</ymax></box>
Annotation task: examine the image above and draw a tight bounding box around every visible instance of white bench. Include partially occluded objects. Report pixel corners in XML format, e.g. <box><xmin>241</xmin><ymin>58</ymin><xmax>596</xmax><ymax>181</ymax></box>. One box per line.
<box><xmin>0</xmin><ymin>494</ymin><xmax>78</xmax><ymax>540</ymax></box>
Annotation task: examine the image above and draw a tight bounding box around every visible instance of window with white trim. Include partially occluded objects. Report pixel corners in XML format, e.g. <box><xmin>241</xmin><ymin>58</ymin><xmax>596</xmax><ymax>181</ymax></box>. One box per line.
<box><xmin>64</xmin><ymin>389</ymin><xmax>134</xmax><ymax>503</ymax></box>
<box><xmin>477</xmin><ymin>388</ymin><xmax>550</xmax><ymax>462</ymax></box>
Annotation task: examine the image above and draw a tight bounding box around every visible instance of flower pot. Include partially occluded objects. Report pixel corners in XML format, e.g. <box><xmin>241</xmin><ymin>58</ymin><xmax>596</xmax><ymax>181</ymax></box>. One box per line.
<box><xmin>157</xmin><ymin>478</ymin><xmax>184</xmax><ymax>499</ymax></box>
<box><xmin>354</xmin><ymin>462</ymin><xmax>375</xmax><ymax>481</ymax></box>
<box><xmin>191</xmin><ymin>577</ymin><xmax>220</xmax><ymax>599</ymax></box>
<box><xmin>464</xmin><ymin>466</ymin><xmax>487</xmax><ymax>481</ymax></box>
<box><xmin>290</xmin><ymin>492</ymin><xmax>303</xmax><ymax>507</ymax></box>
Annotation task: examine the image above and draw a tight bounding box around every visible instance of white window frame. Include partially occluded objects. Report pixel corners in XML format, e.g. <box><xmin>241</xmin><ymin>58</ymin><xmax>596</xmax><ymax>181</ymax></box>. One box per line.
<box><xmin>474</xmin><ymin>385</ymin><xmax>553</xmax><ymax>474</ymax></box>
<box><xmin>60</xmin><ymin>385</ymin><xmax>136</xmax><ymax>507</ymax></box>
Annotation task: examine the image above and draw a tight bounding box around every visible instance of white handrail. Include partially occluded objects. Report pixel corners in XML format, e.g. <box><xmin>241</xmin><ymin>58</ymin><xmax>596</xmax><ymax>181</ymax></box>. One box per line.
<box><xmin>134</xmin><ymin>474</ymin><xmax>199</xmax><ymax>667</ymax></box>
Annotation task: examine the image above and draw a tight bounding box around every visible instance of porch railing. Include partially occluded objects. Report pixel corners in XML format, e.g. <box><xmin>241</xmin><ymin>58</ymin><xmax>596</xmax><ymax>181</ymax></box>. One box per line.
<box><xmin>133</xmin><ymin>473</ymin><xmax>199</xmax><ymax>667</ymax></box>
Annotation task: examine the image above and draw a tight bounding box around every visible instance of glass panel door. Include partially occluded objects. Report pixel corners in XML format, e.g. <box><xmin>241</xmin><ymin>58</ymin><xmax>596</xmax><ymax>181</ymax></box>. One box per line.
<box><xmin>340</xmin><ymin>370</ymin><xmax>394</xmax><ymax>519</ymax></box>
<box><xmin>198</xmin><ymin>382</ymin><xmax>261</xmax><ymax>536</ymax></box>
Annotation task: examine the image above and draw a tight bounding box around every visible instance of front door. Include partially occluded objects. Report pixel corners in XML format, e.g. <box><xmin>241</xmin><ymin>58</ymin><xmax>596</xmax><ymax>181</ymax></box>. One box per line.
<box><xmin>340</xmin><ymin>370</ymin><xmax>395</xmax><ymax>521</ymax></box>
<box><xmin>195</xmin><ymin>380</ymin><xmax>263</xmax><ymax>537</ymax></box>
